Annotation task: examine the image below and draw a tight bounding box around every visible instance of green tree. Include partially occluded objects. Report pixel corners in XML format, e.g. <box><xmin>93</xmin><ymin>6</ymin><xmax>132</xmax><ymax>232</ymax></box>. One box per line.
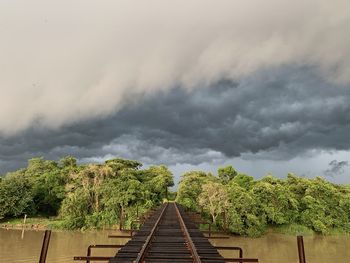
<box><xmin>99</xmin><ymin>173</ymin><xmax>144</xmax><ymax>229</ymax></box>
<box><xmin>0</xmin><ymin>171</ymin><xmax>34</xmax><ymax>218</ymax></box>
<box><xmin>69</xmin><ymin>164</ymin><xmax>113</xmax><ymax>213</ymax></box>
<box><xmin>298</xmin><ymin>177</ymin><xmax>350</xmax><ymax>233</ymax></box>
<box><xmin>218</xmin><ymin>165</ymin><xmax>237</xmax><ymax>184</ymax></box>
<box><xmin>198</xmin><ymin>182</ymin><xmax>230</xmax><ymax>224</ymax></box>
<box><xmin>176</xmin><ymin>171</ymin><xmax>214</xmax><ymax>211</ymax></box>
<box><xmin>105</xmin><ymin>158</ymin><xmax>142</xmax><ymax>174</ymax></box>
<box><xmin>60</xmin><ymin>188</ymin><xmax>90</xmax><ymax>229</ymax></box>
<box><xmin>60</xmin><ymin>156</ymin><xmax>77</xmax><ymax>168</ymax></box>
<box><xmin>227</xmin><ymin>182</ymin><xmax>267</xmax><ymax>236</ymax></box>
<box><xmin>232</xmin><ymin>173</ymin><xmax>254</xmax><ymax>189</ymax></box>
<box><xmin>24</xmin><ymin>157</ymin><xmax>66</xmax><ymax>215</ymax></box>
<box><xmin>146</xmin><ymin>165</ymin><xmax>174</xmax><ymax>199</ymax></box>
<box><xmin>252</xmin><ymin>178</ymin><xmax>298</xmax><ymax>225</ymax></box>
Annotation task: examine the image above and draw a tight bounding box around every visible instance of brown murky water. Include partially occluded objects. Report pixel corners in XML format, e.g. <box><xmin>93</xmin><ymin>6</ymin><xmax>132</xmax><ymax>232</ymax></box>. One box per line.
<box><xmin>210</xmin><ymin>233</ymin><xmax>350</xmax><ymax>263</ymax></box>
<box><xmin>0</xmin><ymin>229</ymin><xmax>349</xmax><ymax>262</ymax></box>
<box><xmin>0</xmin><ymin>229</ymin><xmax>127</xmax><ymax>263</ymax></box>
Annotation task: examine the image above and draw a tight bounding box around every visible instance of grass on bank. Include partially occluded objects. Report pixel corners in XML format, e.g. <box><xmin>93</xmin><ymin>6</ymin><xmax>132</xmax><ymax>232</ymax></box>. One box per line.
<box><xmin>0</xmin><ymin>216</ymin><xmax>65</xmax><ymax>229</ymax></box>
<box><xmin>271</xmin><ymin>223</ymin><xmax>350</xmax><ymax>236</ymax></box>
<box><xmin>200</xmin><ymin>221</ymin><xmax>350</xmax><ymax>237</ymax></box>
<box><xmin>271</xmin><ymin>224</ymin><xmax>314</xmax><ymax>236</ymax></box>
<box><xmin>2</xmin><ymin>217</ymin><xmax>349</xmax><ymax>237</ymax></box>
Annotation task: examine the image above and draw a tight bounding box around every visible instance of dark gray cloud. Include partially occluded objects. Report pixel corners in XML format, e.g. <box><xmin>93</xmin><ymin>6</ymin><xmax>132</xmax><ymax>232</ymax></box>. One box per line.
<box><xmin>1</xmin><ymin>65</ymin><xmax>350</xmax><ymax>174</ymax></box>
<box><xmin>324</xmin><ymin>160</ymin><xmax>349</xmax><ymax>177</ymax></box>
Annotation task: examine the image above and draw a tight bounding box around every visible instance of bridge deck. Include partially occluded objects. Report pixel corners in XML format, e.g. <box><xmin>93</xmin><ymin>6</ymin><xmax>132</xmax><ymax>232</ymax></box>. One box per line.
<box><xmin>109</xmin><ymin>202</ymin><xmax>225</xmax><ymax>263</ymax></box>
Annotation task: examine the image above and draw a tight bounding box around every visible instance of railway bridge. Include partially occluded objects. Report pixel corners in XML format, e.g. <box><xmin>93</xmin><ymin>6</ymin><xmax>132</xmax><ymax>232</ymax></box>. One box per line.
<box><xmin>74</xmin><ymin>202</ymin><xmax>259</xmax><ymax>263</ymax></box>
<box><xmin>38</xmin><ymin>202</ymin><xmax>307</xmax><ymax>262</ymax></box>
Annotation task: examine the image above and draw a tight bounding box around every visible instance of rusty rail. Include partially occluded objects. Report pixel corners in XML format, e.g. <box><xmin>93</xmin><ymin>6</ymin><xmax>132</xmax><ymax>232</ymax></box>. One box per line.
<box><xmin>73</xmin><ymin>256</ymin><xmax>112</xmax><ymax>261</ymax></box>
<box><xmin>215</xmin><ymin>246</ymin><xmax>243</xmax><ymax>258</ymax></box>
<box><xmin>133</xmin><ymin>202</ymin><xmax>169</xmax><ymax>262</ymax></box>
<box><xmin>174</xmin><ymin>202</ymin><xmax>202</xmax><ymax>262</ymax></box>
<box><xmin>74</xmin><ymin>245</ymin><xmax>125</xmax><ymax>262</ymax></box>
<box><xmin>108</xmin><ymin>234</ymin><xmax>133</xmax><ymax>238</ymax></box>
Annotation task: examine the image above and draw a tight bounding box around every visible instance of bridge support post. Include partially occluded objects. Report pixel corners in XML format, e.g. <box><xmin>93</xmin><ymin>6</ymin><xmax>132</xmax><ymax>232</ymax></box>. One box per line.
<box><xmin>119</xmin><ymin>207</ymin><xmax>124</xmax><ymax>230</ymax></box>
<box><xmin>39</xmin><ymin>230</ymin><xmax>51</xmax><ymax>263</ymax></box>
<box><xmin>297</xmin><ymin>235</ymin><xmax>306</xmax><ymax>263</ymax></box>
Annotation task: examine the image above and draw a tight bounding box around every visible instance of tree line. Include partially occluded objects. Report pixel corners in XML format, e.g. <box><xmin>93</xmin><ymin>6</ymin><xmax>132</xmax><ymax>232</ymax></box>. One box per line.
<box><xmin>176</xmin><ymin>166</ymin><xmax>350</xmax><ymax>236</ymax></box>
<box><xmin>1</xmin><ymin>158</ymin><xmax>349</xmax><ymax>236</ymax></box>
<box><xmin>0</xmin><ymin>156</ymin><xmax>174</xmax><ymax>229</ymax></box>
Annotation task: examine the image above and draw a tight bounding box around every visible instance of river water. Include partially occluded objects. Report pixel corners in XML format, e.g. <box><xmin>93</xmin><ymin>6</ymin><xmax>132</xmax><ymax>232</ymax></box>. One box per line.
<box><xmin>0</xmin><ymin>228</ymin><xmax>349</xmax><ymax>262</ymax></box>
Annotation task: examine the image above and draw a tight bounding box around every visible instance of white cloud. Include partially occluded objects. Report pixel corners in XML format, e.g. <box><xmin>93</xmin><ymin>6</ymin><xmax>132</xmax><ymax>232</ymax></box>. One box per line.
<box><xmin>168</xmin><ymin>149</ymin><xmax>350</xmax><ymax>185</ymax></box>
<box><xmin>78</xmin><ymin>135</ymin><xmax>226</xmax><ymax>166</ymax></box>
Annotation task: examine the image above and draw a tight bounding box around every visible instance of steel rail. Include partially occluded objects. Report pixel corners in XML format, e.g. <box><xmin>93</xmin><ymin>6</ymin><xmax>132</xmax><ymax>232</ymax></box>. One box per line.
<box><xmin>133</xmin><ymin>202</ymin><xmax>169</xmax><ymax>263</ymax></box>
<box><xmin>174</xmin><ymin>202</ymin><xmax>202</xmax><ymax>263</ymax></box>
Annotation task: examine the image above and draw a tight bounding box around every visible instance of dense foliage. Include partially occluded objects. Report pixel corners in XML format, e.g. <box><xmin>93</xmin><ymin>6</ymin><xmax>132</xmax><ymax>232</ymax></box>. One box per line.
<box><xmin>0</xmin><ymin>157</ymin><xmax>174</xmax><ymax>230</ymax></box>
<box><xmin>2</xmin><ymin>158</ymin><xmax>349</xmax><ymax>236</ymax></box>
<box><xmin>176</xmin><ymin>166</ymin><xmax>350</xmax><ymax>237</ymax></box>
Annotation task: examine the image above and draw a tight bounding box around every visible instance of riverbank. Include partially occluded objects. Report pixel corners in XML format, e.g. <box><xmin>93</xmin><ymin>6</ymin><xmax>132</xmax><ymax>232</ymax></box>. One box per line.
<box><xmin>2</xmin><ymin>216</ymin><xmax>349</xmax><ymax>237</ymax></box>
<box><xmin>0</xmin><ymin>217</ymin><xmax>64</xmax><ymax>230</ymax></box>
<box><xmin>0</xmin><ymin>216</ymin><xmax>123</xmax><ymax>231</ymax></box>
<box><xmin>198</xmin><ymin>220</ymin><xmax>349</xmax><ymax>237</ymax></box>
<box><xmin>271</xmin><ymin>224</ymin><xmax>350</xmax><ymax>236</ymax></box>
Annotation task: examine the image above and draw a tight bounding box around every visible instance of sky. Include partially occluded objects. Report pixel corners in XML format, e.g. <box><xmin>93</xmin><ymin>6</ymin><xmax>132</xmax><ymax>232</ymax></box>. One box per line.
<box><xmin>1</xmin><ymin>0</ymin><xmax>350</xmax><ymax>184</ymax></box>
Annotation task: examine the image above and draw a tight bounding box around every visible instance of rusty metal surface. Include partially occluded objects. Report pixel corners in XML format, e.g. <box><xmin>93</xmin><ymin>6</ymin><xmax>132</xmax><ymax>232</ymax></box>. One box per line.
<box><xmin>297</xmin><ymin>235</ymin><xmax>306</xmax><ymax>263</ymax></box>
<box><xmin>133</xmin><ymin>202</ymin><xmax>169</xmax><ymax>262</ymax></box>
<box><xmin>39</xmin><ymin>230</ymin><xmax>51</xmax><ymax>263</ymax></box>
<box><xmin>174</xmin><ymin>202</ymin><xmax>202</xmax><ymax>263</ymax></box>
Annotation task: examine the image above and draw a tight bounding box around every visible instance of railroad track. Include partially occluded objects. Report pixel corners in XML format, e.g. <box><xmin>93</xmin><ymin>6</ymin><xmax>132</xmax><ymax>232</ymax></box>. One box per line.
<box><xmin>74</xmin><ymin>202</ymin><xmax>259</xmax><ymax>262</ymax></box>
<box><xmin>110</xmin><ymin>202</ymin><xmax>225</xmax><ymax>263</ymax></box>
<box><xmin>41</xmin><ymin>201</ymin><xmax>305</xmax><ymax>263</ymax></box>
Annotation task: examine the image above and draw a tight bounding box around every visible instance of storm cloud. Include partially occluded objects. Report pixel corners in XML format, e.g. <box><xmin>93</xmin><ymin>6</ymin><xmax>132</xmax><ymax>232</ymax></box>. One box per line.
<box><xmin>1</xmin><ymin>1</ymin><xmax>350</xmax><ymax>180</ymax></box>
<box><xmin>324</xmin><ymin>160</ymin><xmax>349</xmax><ymax>177</ymax></box>
<box><xmin>1</xmin><ymin>65</ymin><xmax>350</xmax><ymax>176</ymax></box>
<box><xmin>1</xmin><ymin>0</ymin><xmax>350</xmax><ymax>135</ymax></box>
